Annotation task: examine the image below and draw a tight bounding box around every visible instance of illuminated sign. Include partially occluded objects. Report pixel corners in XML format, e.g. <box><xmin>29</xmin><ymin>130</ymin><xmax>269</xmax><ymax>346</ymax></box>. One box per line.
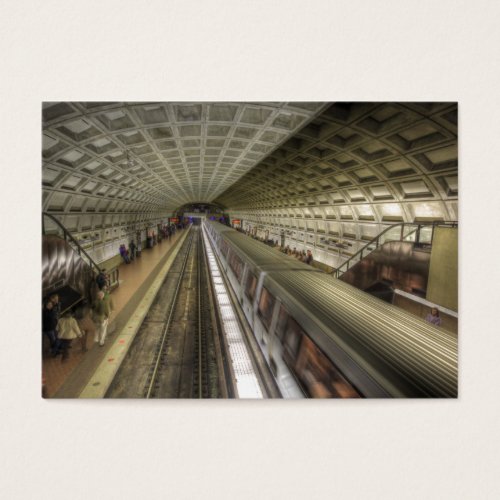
<box><xmin>232</xmin><ymin>219</ymin><xmax>241</xmax><ymax>224</ymax></box>
<box><xmin>169</xmin><ymin>217</ymin><xmax>179</xmax><ymax>223</ymax></box>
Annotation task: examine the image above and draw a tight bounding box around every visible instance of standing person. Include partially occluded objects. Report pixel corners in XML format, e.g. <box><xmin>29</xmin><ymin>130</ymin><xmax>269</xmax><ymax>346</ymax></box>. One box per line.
<box><xmin>48</xmin><ymin>293</ymin><xmax>62</xmax><ymax>353</ymax></box>
<box><xmin>305</xmin><ymin>249</ymin><xmax>314</xmax><ymax>265</ymax></box>
<box><xmin>119</xmin><ymin>244</ymin><xmax>130</xmax><ymax>264</ymax></box>
<box><xmin>103</xmin><ymin>285</ymin><xmax>114</xmax><ymax>326</ymax></box>
<box><xmin>56</xmin><ymin>311</ymin><xmax>83</xmax><ymax>362</ymax></box>
<box><xmin>136</xmin><ymin>239</ymin><xmax>142</xmax><ymax>258</ymax></box>
<box><xmin>42</xmin><ymin>300</ymin><xmax>59</xmax><ymax>356</ymax></box>
<box><xmin>96</xmin><ymin>269</ymin><xmax>107</xmax><ymax>290</ymax></box>
<box><xmin>129</xmin><ymin>240</ymin><xmax>136</xmax><ymax>261</ymax></box>
<box><xmin>426</xmin><ymin>307</ymin><xmax>442</xmax><ymax>327</ymax></box>
<box><xmin>93</xmin><ymin>290</ymin><xmax>113</xmax><ymax>346</ymax></box>
<box><xmin>74</xmin><ymin>303</ymin><xmax>95</xmax><ymax>353</ymax></box>
<box><xmin>93</xmin><ymin>291</ymin><xmax>107</xmax><ymax>346</ymax></box>
<box><xmin>49</xmin><ymin>294</ymin><xmax>61</xmax><ymax>319</ymax></box>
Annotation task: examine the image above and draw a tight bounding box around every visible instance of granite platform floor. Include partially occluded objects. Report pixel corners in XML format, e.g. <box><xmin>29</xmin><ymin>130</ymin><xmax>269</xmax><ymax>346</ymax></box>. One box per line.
<box><xmin>42</xmin><ymin>231</ymin><xmax>186</xmax><ymax>398</ymax></box>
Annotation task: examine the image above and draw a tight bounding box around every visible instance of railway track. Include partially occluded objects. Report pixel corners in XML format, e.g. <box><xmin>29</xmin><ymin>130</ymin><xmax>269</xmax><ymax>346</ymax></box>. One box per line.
<box><xmin>106</xmin><ymin>226</ymin><xmax>225</xmax><ymax>398</ymax></box>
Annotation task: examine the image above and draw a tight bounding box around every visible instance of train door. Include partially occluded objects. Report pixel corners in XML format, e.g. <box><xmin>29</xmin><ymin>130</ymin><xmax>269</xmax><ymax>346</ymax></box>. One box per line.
<box><xmin>266</xmin><ymin>299</ymin><xmax>282</xmax><ymax>376</ymax></box>
<box><xmin>252</xmin><ymin>271</ymin><xmax>267</xmax><ymax>343</ymax></box>
<box><xmin>239</xmin><ymin>263</ymin><xmax>249</xmax><ymax>306</ymax></box>
<box><xmin>226</xmin><ymin>249</ymin><xmax>244</xmax><ymax>297</ymax></box>
<box><xmin>243</xmin><ymin>267</ymin><xmax>258</xmax><ymax>325</ymax></box>
<box><xmin>252</xmin><ymin>296</ymin><xmax>305</xmax><ymax>399</ymax></box>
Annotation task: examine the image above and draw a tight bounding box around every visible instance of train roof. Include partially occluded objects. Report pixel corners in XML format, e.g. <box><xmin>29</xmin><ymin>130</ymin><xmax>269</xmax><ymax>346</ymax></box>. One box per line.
<box><xmin>205</xmin><ymin>221</ymin><xmax>234</xmax><ymax>234</ymax></box>
<box><xmin>206</xmin><ymin>221</ymin><xmax>321</xmax><ymax>272</ymax></box>
<box><xmin>204</xmin><ymin>220</ymin><xmax>457</xmax><ymax>397</ymax></box>
<box><xmin>224</xmin><ymin>232</ymin><xmax>322</xmax><ymax>272</ymax></box>
<box><xmin>266</xmin><ymin>270</ymin><xmax>458</xmax><ymax>397</ymax></box>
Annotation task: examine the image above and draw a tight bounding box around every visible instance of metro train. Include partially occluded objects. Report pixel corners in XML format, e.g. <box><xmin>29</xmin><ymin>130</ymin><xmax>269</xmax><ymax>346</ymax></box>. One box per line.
<box><xmin>203</xmin><ymin>220</ymin><xmax>458</xmax><ymax>398</ymax></box>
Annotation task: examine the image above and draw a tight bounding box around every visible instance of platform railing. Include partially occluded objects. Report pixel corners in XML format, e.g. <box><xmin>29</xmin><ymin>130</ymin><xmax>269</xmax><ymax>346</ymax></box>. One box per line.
<box><xmin>42</xmin><ymin>212</ymin><xmax>101</xmax><ymax>275</ymax></box>
<box><xmin>333</xmin><ymin>221</ymin><xmax>458</xmax><ymax>279</ymax></box>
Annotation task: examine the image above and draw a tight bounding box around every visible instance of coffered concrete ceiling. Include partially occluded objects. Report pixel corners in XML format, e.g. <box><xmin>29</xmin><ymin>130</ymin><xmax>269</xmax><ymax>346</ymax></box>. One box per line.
<box><xmin>42</xmin><ymin>102</ymin><xmax>328</xmax><ymax>219</ymax></box>
<box><xmin>42</xmin><ymin>102</ymin><xmax>457</xmax><ymax>239</ymax></box>
<box><xmin>217</xmin><ymin>102</ymin><xmax>458</xmax><ymax>226</ymax></box>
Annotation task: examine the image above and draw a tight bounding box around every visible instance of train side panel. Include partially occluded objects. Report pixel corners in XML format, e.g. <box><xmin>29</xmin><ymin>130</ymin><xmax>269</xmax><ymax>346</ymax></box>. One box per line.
<box><xmin>203</xmin><ymin>220</ymin><xmax>458</xmax><ymax>398</ymax></box>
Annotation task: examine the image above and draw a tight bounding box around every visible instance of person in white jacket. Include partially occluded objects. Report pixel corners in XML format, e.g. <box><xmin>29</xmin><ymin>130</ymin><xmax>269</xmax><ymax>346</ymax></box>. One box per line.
<box><xmin>57</xmin><ymin>311</ymin><xmax>83</xmax><ymax>362</ymax></box>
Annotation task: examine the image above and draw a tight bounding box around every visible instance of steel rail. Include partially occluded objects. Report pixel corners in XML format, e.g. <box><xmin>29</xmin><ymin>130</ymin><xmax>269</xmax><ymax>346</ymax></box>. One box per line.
<box><xmin>197</xmin><ymin>229</ymin><xmax>202</xmax><ymax>398</ymax></box>
<box><xmin>145</xmin><ymin>230</ymin><xmax>195</xmax><ymax>398</ymax></box>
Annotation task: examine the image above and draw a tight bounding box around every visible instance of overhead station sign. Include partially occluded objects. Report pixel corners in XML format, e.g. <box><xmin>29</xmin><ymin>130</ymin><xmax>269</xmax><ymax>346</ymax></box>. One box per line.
<box><xmin>169</xmin><ymin>217</ymin><xmax>179</xmax><ymax>224</ymax></box>
<box><xmin>232</xmin><ymin>219</ymin><xmax>241</xmax><ymax>226</ymax></box>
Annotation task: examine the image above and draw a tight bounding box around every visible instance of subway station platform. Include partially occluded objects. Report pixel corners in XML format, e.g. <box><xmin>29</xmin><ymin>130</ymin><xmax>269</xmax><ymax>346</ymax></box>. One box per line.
<box><xmin>42</xmin><ymin>229</ymin><xmax>188</xmax><ymax>398</ymax></box>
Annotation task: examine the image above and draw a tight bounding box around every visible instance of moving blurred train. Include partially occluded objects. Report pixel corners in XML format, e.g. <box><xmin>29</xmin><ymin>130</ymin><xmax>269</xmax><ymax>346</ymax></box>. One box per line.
<box><xmin>204</xmin><ymin>220</ymin><xmax>458</xmax><ymax>398</ymax></box>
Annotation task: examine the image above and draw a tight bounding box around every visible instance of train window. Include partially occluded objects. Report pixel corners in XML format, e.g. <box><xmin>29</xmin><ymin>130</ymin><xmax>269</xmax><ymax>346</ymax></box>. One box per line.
<box><xmin>283</xmin><ymin>316</ymin><xmax>303</xmax><ymax>358</ymax></box>
<box><xmin>245</xmin><ymin>272</ymin><xmax>258</xmax><ymax>300</ymax></box>
<box><xmin>270</xmin><ymin>357</ymin><xmax>278</xmax><ymax>377</ymax></box>
<box><xmin>220</xmin><ymin>240</ymin><xmax>229</xmax><ymax>258</ymax></box>
<box><xmin>257</xmin><ymin>286</ymin><xmax>276</xmax><ymax>330</ymax></box>
<box><xmin>295</xmin><ymin>336</ymin><xmax>361</xmax><ymax>399</ymax></box>
<box><xmin>228</xmin><ymin>251</ymin><xmax>244</xmax><ymax>282</ymax></box>
<box><xmin>275</xmin><ymin>305</ymin><xmax>289</xmax><ymax>341</ymax></box>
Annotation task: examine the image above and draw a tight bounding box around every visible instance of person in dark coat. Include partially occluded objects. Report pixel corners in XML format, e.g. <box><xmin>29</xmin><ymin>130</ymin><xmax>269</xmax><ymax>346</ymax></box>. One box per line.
<box><xmin>129</xmin><ymin>240</ymin><xmax>136</xmax><ymax>261</ymax></box>
<box><xmin>42</xmin><ymin>300</ymin><xmax>59</xmax><ymax>356</ymax></box>
<box><xmin>96</xmin><ymin>269</ymin><xmax>107</xmax><ymax>290</ymax></box>
<box><xmin>49</xmin><ymin>294</ymin><xmax>61</xmax><ymax>319</ymax></box>
<box><xmin>305</xmin><ymin>250</ymin><xmax>314</xmax><ymax>265</ymax></box>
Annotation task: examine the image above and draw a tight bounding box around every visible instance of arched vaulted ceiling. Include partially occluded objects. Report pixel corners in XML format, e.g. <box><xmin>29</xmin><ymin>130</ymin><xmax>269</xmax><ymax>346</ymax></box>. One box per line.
<box><xmin>42</xmin><ymin>102</ymin><xmax>457</xmax><ymax>239</ymax></box>
<box><xmin>42</xmin><ymin>102</ymin><xmax>328</xmax><ymax>221</ymax></box>
<box><xmin>217</xmin><ymin>102</ymin><xmax>458</xmax><ymax>231</ymax></box>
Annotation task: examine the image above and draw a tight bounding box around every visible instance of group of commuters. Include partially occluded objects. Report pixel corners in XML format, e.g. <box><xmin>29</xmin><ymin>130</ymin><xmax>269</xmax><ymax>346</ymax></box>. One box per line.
<box><xmin>282</xmin><ymin>245</ymin><xmax>314</xmax><ymax>265</ymax></box>
<box><xmin>42</xmin><ymin>293</ymin><xmax>82</xmax><ymax>361</ymax></box>
<box><xmin>241</xmin><ymin>228</ymin><xmax>444</xmax><ymax>328</ymax></box>
<box><xmin>162</xmin><ymin>224</ymin><xmax>176</xmax><ymax>241</ymax></box>
<box><xmin>119</xmin><ymin>239</ymin><xmax>140</xmax><ymax>264</ymax></box>
<box><xmin>42</xmin><ymin>226</ymin><xmax>185</xmax><ymax>362</ymax></box>
<box><xmin>120</xmin><ymin>225</ymin><xmax>180</xmax><ymax>264</ymax></box>
<box><xmin>240</xmin><ymin>227</ymin><xmax>444</xmax><ymax>329</ymax></box>
<box><xmin>241</xmin><ymin>229</ymin><xmax>315</xmax><ymax>265</ymax></box>
<box><xmin>42</xmin><ymin>283</ymin><xmax>115</xmax><ymax>363</ymax></box>
<box><xmin>146</xmin><ymin>223</ymin><xmax>180</xmax><ymax>248</ymax></box>
<box><xmin>244</xmin><ymin>230</ymin><xmax>276</xmax><ymax>246</ymax></box>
